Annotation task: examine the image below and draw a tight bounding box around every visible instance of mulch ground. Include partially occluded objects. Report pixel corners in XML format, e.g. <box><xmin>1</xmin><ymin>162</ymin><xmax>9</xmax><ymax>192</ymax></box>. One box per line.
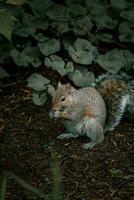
<box><xmin>0</xmin><ymin>69</ymin><xmax>134</xmax><ymax>200</ymax></box>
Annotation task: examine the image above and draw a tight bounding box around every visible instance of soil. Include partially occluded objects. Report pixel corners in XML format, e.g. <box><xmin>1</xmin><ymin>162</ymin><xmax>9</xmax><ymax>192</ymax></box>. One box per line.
<box><xmin>0</xmin><ymin>68</ymin><xmax>134</xmax><ymax>200</ymax></box>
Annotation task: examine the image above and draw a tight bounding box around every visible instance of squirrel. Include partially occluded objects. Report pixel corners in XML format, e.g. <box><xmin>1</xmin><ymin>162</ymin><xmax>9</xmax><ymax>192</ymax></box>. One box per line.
<box><xmin>49</xmin><ymin>73</ymin><xmax>134</xmax><ymax>149</ymax></box>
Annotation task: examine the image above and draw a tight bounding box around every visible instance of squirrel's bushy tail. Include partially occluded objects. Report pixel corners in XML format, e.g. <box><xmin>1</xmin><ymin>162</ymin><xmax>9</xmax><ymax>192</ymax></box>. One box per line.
<box><xmin>125</xmin><ymin>87</ymin><xmax>134</xmax><ymax>120</ymax></box>
<box><xmin>92</xmin><ymin>72</ymin><xmax>134</xmax><ymax>88</ymax></box>
<box><xmin>92</xmin><ymin>72</ymin><xmax>134</xmax><ymax>132</ymax></box>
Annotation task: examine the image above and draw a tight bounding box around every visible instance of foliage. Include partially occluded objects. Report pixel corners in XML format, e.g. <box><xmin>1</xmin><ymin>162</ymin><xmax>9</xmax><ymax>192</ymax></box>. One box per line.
<box><xmin>45</xmin><ymin>55</ymin><xmax>74</xmax><ymax>76</ymax></box>
<box><xmin>68</xmin><ymin>68</ymin><xmax>95</xmax><ymax>87</ymax></box>
<box><xmin>95</xmin><ymin>49</ymin><xmax>134</xmax><ymax>73</ymax></box>
<box><xmin>0</xmin><ymin>10</ymin><xmax>16</xmax><ymax>41</ymax></box>
<box><xmin>27</xmin><ymin>73</ymin><xmax>55</xmax><ymax>105</ymax></box>
<box><xmin>0</xmin><ymin>158</ymin><xmax>62</xmax><ymax>199</ymax></box>
<box><xmin>68</xmin><ymin>39</ymin><xmax>98</xmax><ymax>65</ymax></box>
<box><xmin>0</xmin><ymin>66</ymin><xmax>9</xmax><ymax>79</ymax></box>
<box><xmin>0</xmin><ymin>0</ymin><xmax>134</xmax><ymax>103</ymax></box>
<box><xmin>10</xmin><ymin>46</ymin><xmax>42</xmax><ymax>67</ymax></box>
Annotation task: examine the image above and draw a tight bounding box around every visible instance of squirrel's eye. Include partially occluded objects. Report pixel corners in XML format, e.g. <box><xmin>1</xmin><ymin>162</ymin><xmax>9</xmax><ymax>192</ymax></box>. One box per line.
<box><xmin>60</xmin><ymin>96</ymin><xmax>65</xmax><ymax>102</ymax></box>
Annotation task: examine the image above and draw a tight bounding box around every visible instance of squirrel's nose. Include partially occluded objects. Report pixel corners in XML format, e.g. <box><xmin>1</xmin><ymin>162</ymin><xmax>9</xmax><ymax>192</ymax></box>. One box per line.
<box><xmin>49</xmin><ymin>109</ymin><xmax>60</xmax><ymax>118</ymax></box>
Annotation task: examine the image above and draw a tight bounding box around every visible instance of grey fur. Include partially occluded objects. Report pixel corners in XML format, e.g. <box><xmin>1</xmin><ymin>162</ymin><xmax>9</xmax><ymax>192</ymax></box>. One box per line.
<box><xmin>51</xmin><ymin>85</ymin><xmax>106</xmax><ymax>149</ymax></box>
<box><xmin>51</xmin><ymin>73</ymin><xmax>134</xmax><ymax>149</ymax></box>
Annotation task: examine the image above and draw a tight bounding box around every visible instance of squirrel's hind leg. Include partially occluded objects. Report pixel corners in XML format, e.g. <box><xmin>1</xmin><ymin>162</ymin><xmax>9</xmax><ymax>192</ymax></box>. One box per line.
<box><xmin>76</xmin><ymin>116</ymin><xmax>104</xmax><ymax>149</ymax></box>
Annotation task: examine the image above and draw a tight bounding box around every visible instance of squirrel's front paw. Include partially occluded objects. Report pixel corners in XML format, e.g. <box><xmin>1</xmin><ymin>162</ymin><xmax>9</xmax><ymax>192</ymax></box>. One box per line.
<box><xmin>82</xmin><ymin>142</ymin><xmax>96</xmax><ymax>149</ymax></box>
<box><xmin>57</xmin><ymin>133</ymin><xmax>78</xmax><ymax>140</ymax></box>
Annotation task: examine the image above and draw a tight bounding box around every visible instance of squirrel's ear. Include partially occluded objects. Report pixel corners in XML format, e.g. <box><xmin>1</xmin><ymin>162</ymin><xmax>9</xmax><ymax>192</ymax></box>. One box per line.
<box><xmin>66</xmin><ymin>83</ymin><xmax>71</xmax><ymax>88</ymax></box>
<box><xmin>66</xmin><ymin>83</ymin><xmax>75</xmax><ymax>93</ymax></box>
<box><xmin>57</xmin><ymin>81</ymin><xmax>62</xmax><ymax>88</ymax></box>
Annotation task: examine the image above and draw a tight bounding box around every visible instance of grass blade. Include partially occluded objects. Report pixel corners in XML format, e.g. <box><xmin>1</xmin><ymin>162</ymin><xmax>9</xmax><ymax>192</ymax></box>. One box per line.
<box><xmin>0</xmin><ymin>176</ymin><xmax>8</xmax><ymax>200</ymax></box>
<box><xmin>3</xmin><ymin>171</ymin><xmax>46</xmax><ymax>199</ymax></box>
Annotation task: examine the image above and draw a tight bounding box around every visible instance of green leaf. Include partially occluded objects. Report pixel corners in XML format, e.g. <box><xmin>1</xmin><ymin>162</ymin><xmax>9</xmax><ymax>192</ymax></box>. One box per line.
<box><xmin>95</xmin><ymin>33</ymin><xmax>114</xmax><ymax>43</ymax></box>
<box><xmin>72</xmin><ymin>15</ymin><xmax>93</xmax><ymax>35</ymax></box>
<box><xmin>68</xmin><ymin>39</ymin><xmax>98</xmax><ymax>65</ymax></box>
<box><xmin>14</xmin><ymin>13</ymin><xmax>49</xmax><ymax>38</ymax></box>
<box><xmin>93</xmin><ymin>1</ymin><xmax>107</xmax><ymax>16</ymax></box>
<box><xmin>111</xmin><ymin>0</ymin><xmax>130</xmax><ymax>10</ymax></box>
<box><xmin>66</xmin><ymin>61</ymin><xmax>74</xmax><ymax>74</ymax></box>
<box><xmin>28</xmin><ymin>0</ymin><xmax>53</xmax><ymax>15</ymax></box>
<box><xmin>32</xmin><ymin>91</ymin><xmax>47</xmax><ymax>105</ymax></box>
<box><xmin>27</xmin><ymin>73</ymin><xmax>50</xmax><ymax>92</ymax></box>
<box><xmin>96</xmin><ymin>50</ymin><xmax>122</xmax><ymax>73</ymax></box>
<box><xmin>45</xmin><ymin>55</ymin><xmax>74</xmax><ymax>76</ymax></box>
<box><xmin>0</xmin><ymin>44</ymin><xmax>12</xmax><ymax>64</ymax></box>
<box><xmin>95</xmin><ymin>15</ymin><xmax>118</xmax><ymax>30</ymax></box>
<box><xmin>38</xmin><ymin>39</ymin><xmax>60</xmax><ymax>56</ymax></box>
<box><xmin>68</xmin><ymin>4</ymin><xmax>87</xmax><ymax>17</ymax></box>
<box><xmin>0</xmin><ymin>66</ymin><xmax>10</xmax><ymax>79</ymax></box>
<box><xmin>47</xmin><ymin>84</ymin><xmax>55</xmax><ymax>96</ymax></box>
<box><xmin>45</xmin><ymin>55</ymin><xmax>66</xmax><ymax>76</ymax></box>
<box><xmin>120</xmin><ymin>9</ymin><xmax>134</xmax><ymax>22</ymax></box>
<box><xmin>6</xmin><ymin>0</ymin><xmax>26</xmax><ymax>5</ymax></box>
<box><xmin>65</xmin><ymin>0</ymin><xmax>84</xmax><ymax>6</ymax></box>
<box><xmin>68</xmin><ymin>68</ymin><xmax>95</xmax><ymax>87</ymax></box>
<box><xmin>10</xmin><ymin>47</ymin><xmax>41</xmax><ymax>67</ymax></box>
<box><xmin>0</xmin><ymin>9</ymin><xmax>17</xmax><ymax>40</ymax></box>
<box><xmin>51</xmin><ymin>21</ymin><xmax>70</xmax><ymax>34</ymax></box>
<box><xmin>32</xmin><ymin>33</ymin><xmax>49</xmax><ymax>42</ymax></box>
<box><xmin>14</xmin><ymin>26</ymin><xmax>35</xmax><ymax>37</ymax></box>
<box><xmin>119</xmin><ymin>21</ymin><xmax>134</xmax><ymax>43</ymax></box>
<box><xmin>62</xmin><ymin>37</ymin><xmax>73</xmax><ymax>50</ymax></box>
<box><xmin>46</xmin><ymin>4</ymin><xmax>69</xmax><ymax>20</ymax></box>
<box><xmin>10</xmin><ymin>49</ymin><xmax>31</xmax><ymax>67</ymax></box>
<box><xmin>96</xmin><ymin>49</ymin><xmax>134</xmax><ymax>73</ymax></box>
<box><xmin>21</xmin><ymin>13</ymin><xmax>49</xmax><ymax>31</ymax></box>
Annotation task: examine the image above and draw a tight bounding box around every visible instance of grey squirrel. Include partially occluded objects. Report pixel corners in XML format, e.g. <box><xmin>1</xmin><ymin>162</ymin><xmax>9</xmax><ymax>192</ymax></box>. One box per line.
<box><xmin>49</xmin><ymin>73</ymin><xmax>134</xmax><ymax>149</ymax></box>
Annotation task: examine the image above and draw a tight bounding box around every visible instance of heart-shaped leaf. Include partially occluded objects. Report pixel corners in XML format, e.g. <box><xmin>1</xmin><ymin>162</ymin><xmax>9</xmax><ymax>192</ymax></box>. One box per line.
<box><xmin>68</xmin><ymin>39</ymin><xmax>98</xmax><ymax>65</ymax></box>
<box><xmin>45</xmin><ymin>55</ymin><xmax>66</xmax><ymax>76</ymax></box>
<box><xmin>38</xmin><ymin>39</ymin><xmax>60</xmax><ymax>56</ymax></box>
<box><xmin>111</xmin><ymin>0</ymin><xmax>130</xmax><ymax>9</ymax></box>
<box><xmin>68</xmin><ymin>69</ymin><xmax>95</xmax><ymax>87</ymax></box>
<box><xmin>119</xmin><ymin>21</ymin><xmax>134</xmax><ymax>43</ymax></box>
<box><xmin>28</xmin><ymin>73</ymin><xmax>50</xmax><ymax>91</ymax></box>
<box><xmin>72</xmin><ymin>16</ymin><xmax>93</xmax><ymax>36</ymax></box>
<box><xmin>47</xmin><ymin>84</ymin><xmax>55</xmax><ymax>96</ymax></box>
<box><xmin>46</xmin><ymin>4</ymin><xmax>69</xmax><ymax>20</ymax></box>
<box><xmin>96</xmin><ymin>49</ymin><xmax>134</xmax><ymax>73</ymax></box>
<box><xmin>32</xmin><ymin>91</ymin><xmax>47</xmax><ymax>105</ymax></box>
<box><xmin>66</xmin><ymin>61</ymin><xmax>74</xmax><ymax>74</ymax></box>
<box><xmin>10</xmin><ymin>47</ymin><xmax>41</xmax><ymax>67</ymax></box>
<box><xmin>0</xmin><ymin>9</ymin><xmax>17</xmax><ymax>40</ymax></box>
<box><xmin>120</xmin><ymin>9</ymin><xmax>134</xmax><ymax>22</ymax></box>
<box><xmin>51</xmin><ymin>21</ymin><xmax>70</xmax><ymax>34</ymax></box>
<box><xmin>45</xmin><ymin>55</ymin><xmax>74</xmax><ymax>76</ymax></box>
<box><xmin>68</xmin><ymin>4</ymin><xmax>87</xmax><ymax>17</ymax></box>
<box><xmin>28</xmin><ymin>0</ymin><xmax>53</xmax><ymax>14</ymax></box>
<box><xmin>95</xmin><ymin>15</ymin><xmax>118</xmax><ymax>30</ymax></box>
<box><xmin>95</xmin><ymin>33</ymin><xmax>114</xmax><ymax>43</ymax></box>
<box><xmin>32</xmin><ymin>33</ymin><xmax>49</xmax><ymax>42</ymax></box>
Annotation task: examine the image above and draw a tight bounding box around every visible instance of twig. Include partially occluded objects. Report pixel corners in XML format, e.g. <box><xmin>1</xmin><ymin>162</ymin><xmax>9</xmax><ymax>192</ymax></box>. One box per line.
<box><xmin>1</xmin><ymin>81</ymin><xmax>27</xmax><ymax>88</ymax></box>
<box><xmin>107</xmin><ymin>178</ymin><xmax>134</xmax><ymax>200</ymax></box>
